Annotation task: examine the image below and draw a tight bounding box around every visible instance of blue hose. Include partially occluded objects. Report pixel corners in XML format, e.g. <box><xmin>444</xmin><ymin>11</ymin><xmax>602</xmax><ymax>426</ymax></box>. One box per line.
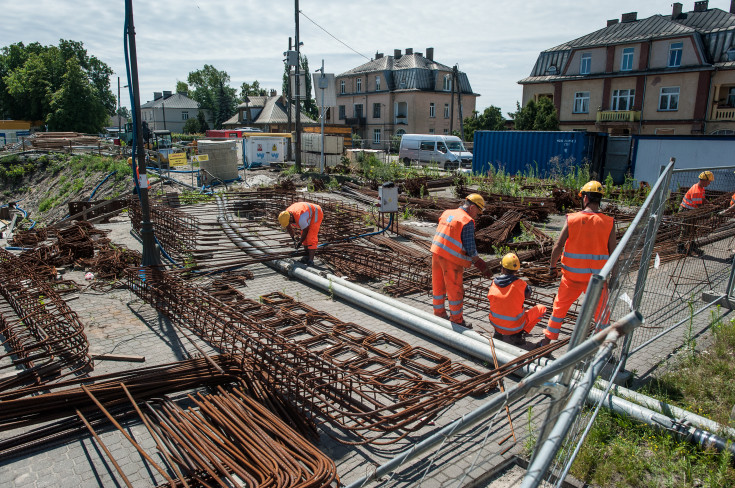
<box><xmin>317</xmin><ymin>213</ymin><xmax>394</xmax><ymax>248</ymax></box>
<box><xmin>89</xmin><ymin>171</ymin><xmax>117</xmax><ymax>201</ymax></box>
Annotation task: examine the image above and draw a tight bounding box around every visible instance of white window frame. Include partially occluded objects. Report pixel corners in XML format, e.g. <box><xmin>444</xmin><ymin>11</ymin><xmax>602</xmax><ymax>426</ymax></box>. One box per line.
<box><xmin>429</xmin><ymin>102</ymin><xmax>435</xmax><ymax>118</ymax></box>
<box><xmin>443</xmin><ymin>75</ymin><xmax>451</xmax><ymax>91</ymax></box>
<box><xmin>375</xmin><ymin>76</ymin><xmax>381</xmax><ymax>91</ymax></box>
<box><xmin>580</xmin><ymin>53</ymin><xmax>591</xmax><ymax>75</ymax></box>
<box><xmin>356</xmin><ymin>78</ymin><xmax>362</xmax><ymax>93</ymax></box>
<box><xmin>354</xmin><ymin>103</ymin><xmax>363</xmax><ymax>118</ymax></box>
<box><xmin>668</xmin><ymin>42</ymin><xmax>683</xmax><ymax>68</ymax></box>
<box><xmin>727</xmin><ymin>87</ymin><xmax>735</xmax><ymax>107</ymax></box>
<box><xmin>373</xmin><ymin>128</ymin><xmax>381</xmax><ymax>144</ymax></box>
<box><xmin>373</xmin><ymin>103</ymin><xmax>381</xmax><ymax>119</ymax></box>
<box><xmin>658</xmin><ymin>86</ymin><xmax>680</xmax><ymax>111</ymax></box>
<box><xmin>444</xmin><ymin>103</ymin><xmax>450</xmax><ymax>118</ymax></box>
<box><xmin>443</xmin><ymin>128</ymin><xmax>449</xmax><ymax>135</ymax></box>
<box><xmin>340</xmin><ymin>80</ymin><xmax>345</xmax><ymax>94</ymax></box>
<box><xmin>573</xmin><ymin>92</ymin><xmax>590</xmax><ymax>113</ymax></box>
<box><xmin>621</xmin><ymin>47</ymin><xmax>634</xmax><ymax>71</ymax></box>
<box><xmin>611</xmin><ymin>89</ymin><xmax>635</xmax><ymax>111</ymax></box>
<box><xmin>181</xmin><ymin>111</ymin><xmax>189</xmax><ymax>120</ymax></box>
<box><xmin>428</xmin><ymin>128</ymin><xmax>435</xmax><ymax>134</ymax></box>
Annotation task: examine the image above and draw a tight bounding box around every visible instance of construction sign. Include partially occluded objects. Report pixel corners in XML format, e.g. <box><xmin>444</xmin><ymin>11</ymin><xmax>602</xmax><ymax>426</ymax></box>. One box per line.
<box><xmin>193</xmin><ymin>154</ymin><xmax>209</xmax><ymax>162</ymax></box>
<box><xmin>168</xmin><ymin>153</ymin><xmax>187</xmax><ymax>167</ymax></box>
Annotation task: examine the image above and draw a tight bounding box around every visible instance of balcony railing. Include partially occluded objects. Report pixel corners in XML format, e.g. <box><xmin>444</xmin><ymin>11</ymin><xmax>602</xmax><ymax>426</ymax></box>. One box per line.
<box><xmin>712</xmin><ymin>106</ymin><xmax>735</xmax><ymax>121</ymax></box>
<box><xmin>345</xmin><ymin>117</ymin><xmax>366</xmax><ymax>126</ymax></box>
<box><xmin>596</xmin><ymin>110</ymin><xmax>641</xmax><ymax>123</ymax></box>
<box><xmin>394</xmin><ymin>115</ymin><xmax>407</xmax><ymax>125</ymax></box>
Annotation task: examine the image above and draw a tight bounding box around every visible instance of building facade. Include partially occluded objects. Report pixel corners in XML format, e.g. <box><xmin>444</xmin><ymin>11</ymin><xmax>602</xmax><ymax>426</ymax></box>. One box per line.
<box><xmin>222</xmin><ymin>91</ymin><xmax>316</xmax><ymax>133</ymax></box>
<box><xmin>330</xmin><ymin>48</ymin><xmax>478</xmax><ymax>148</ymax></box>
<box><xmin>519</xmin><ymin>1</ymin><xmax>735</xmax><ymax>135</ymax></box>
<box><xmin>140</xmin><ymin>91</ymin><xmax>212</xmax><ymax>133</ymax></box>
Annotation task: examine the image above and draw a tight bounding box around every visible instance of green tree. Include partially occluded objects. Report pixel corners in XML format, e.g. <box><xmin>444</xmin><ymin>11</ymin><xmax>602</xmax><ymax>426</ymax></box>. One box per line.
<box><xmin>240</xmin><ymin>80</ymin><xmax>267</xmax><ymax>99</ymax></box>
<box><xmin>46</xmin><ymin>58</ymin><xmax>108</xmax><ymax>133</ymax></box>
<box><xmin>175</xmin><ymin>80</ymin><xmax>188</xmax><ymax>95</ymax></box>
<box><xmin>186</xmin><ymin>65</ymin><xmax>237</xmax><ymax>129</ymax></box>
<box><xmin>508</xmin><ymin>98</ymin><xmax>559</xmax><ymax>131</ymax></box>
<box><xmin>462</xmin><ymin>105</ymin><xmax>506</xmax><ymax>141</ymax></box>
<box><xmin>299</xmin><ymin>56</ymin><xmax>318</xmax><ymax>120</ymax></box>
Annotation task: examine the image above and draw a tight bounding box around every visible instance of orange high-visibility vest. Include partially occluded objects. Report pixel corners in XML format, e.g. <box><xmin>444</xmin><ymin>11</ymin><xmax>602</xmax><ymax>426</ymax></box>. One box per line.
<box><xmin>487</xmin><ymin>278</ymin><xmax>528</xmax><ymax>334</ymax></box>
<box><xmin>560</xmin><ymin>211</ymin><xmax>614</xmax><ymax>283</ymax></box>
<box><xmin>287</xmin><ymin>201</ymin><xmax>321</xmax><ymax>228</ymax></box>
<box><xmin>680</xmin><ymin>183</ymin><xmax>705</xmax><ymax>210</ymax></box>
<box><xmin>431</xmin><ymin>208</ymin><xmax>474</xmax><ymax>268</ymax></box>
<box><xmin>730</xmin><ymin>193</ymin><xmax>735</xmax><ymax>207</ymax></box>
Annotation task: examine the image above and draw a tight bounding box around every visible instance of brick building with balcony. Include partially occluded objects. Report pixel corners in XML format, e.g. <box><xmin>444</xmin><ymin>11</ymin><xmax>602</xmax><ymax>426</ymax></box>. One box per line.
<box><xmin>329</xmin><ymin>48</ymin><xmax>478</xmax><ymax>148</ymax></box>
<box><xmin>519</xmin><ymin>1</ymin><xmax>735</xmax><ymax>135</ymax></box>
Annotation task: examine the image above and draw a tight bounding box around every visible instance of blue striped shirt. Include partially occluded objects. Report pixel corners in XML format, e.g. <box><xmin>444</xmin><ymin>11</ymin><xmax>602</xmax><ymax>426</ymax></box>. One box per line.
<box><xmin>460</xmin><ymin>213</ymin><xmax>478</xmax><ymax>258</ymax></box>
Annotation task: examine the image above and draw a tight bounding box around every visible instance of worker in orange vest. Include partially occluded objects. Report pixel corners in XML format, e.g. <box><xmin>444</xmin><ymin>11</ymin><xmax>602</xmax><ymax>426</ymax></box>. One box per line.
<box><xmin>278</xmin><ymin>201</ymin><xmax>323</xmax><ymax>266</ymax></box>
<box><xmin>488</xmin><ymin>253</ymin><xmax>547</xmax><ymax>345</ymax></box>
<box><xmin>680</xmin><ymin>171</ymin><xmax>713</xmax><ymax>210</ymax></box>
<box><xmin>540</xmin><ymin>181</ymin><xmax>616</xmax><ymax>347</ymax></box>
<box><xmin>431</xmin><ymin>194</ymin><xmax>492</xmax><ymax>329</ymax></box>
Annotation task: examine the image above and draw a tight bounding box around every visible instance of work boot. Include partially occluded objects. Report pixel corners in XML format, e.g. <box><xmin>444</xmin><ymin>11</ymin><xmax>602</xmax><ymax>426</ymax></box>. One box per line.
<box><xmin>299</xmin><ymin>256</ymin><xmax>314</xmax><ymax>266</ymax></box>
<box><xmin>535</xmin><ymin>337</ymin><xmax>552</xmax><ymax>348</ymax></box>
<box><xmin>509</xmin><ymin>331</ymin><xmax>528</xmax><ymax>346</ymax></box>
<box><xmin>457</xmin><ymin>320</ymin><xmax>474</xmax><ymax>330</ymax></box>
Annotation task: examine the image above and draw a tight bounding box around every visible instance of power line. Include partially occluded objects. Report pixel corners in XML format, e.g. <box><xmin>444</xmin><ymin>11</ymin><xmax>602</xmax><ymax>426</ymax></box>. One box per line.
<box><xmin>299</xmin><ymin>10</ymin><xmax>370</xmax><ymax>61</ymax></box>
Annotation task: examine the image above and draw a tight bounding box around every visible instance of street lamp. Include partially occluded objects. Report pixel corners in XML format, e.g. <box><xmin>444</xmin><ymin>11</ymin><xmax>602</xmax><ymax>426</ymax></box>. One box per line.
<box><xmin>118</xmin><ymin>77</ymin><xmax>129</xmax><ymax>136</ymax></box>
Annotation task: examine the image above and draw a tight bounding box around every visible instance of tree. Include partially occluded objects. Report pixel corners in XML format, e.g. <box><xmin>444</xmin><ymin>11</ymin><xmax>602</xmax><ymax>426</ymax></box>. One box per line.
<box><xmin>0</xmin><ymin>40</ymin><xmax>114</xmax><ymax>130</ymax></box>
<box><xmin>187</xmin><ymin>65</ymin><xmax>237</xmax><ymax>129</ymax></box>
<box><xmin>46</xmin><ymin>58</ymin><xmax>108</xmax><ymax>133</ymax></box>
<box><xmin>281</xmin><ymin>55</ymin><xmax>318</xmax><ymax>120</ymax></box>
<box><xmin>175</xmin><ymin>81</ymin><xmax>188</xmax><ymax>96</ymax></box>
<box><xmin>240</xmin><ymin>80</ymin><xmax>266</xmax><ymax>99</ymax></box>
<box><xmin>462</xmin><ymin>105</ymin><xmax>506</xmax><ymax>141</ymax></box>
<box><xmin>508</xmin><ymin>98</ymin><xmax>559</xmax><ymax>131</ymax></box>
<box><xmin>116</xmin><ymin>106</ymin><xmax>131</xmax><ymax>121</ymax></box>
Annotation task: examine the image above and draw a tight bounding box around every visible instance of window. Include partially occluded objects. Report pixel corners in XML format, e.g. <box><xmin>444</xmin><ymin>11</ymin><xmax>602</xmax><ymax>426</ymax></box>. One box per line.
<box><xmin>181</xmin><ymin>111</ymin><xmax>189</xmax><ymax>120</ymax></box>
<box><xmin>443</xmin><ymin>129</ymin><xmax>449</xmax><ymax>135</ymax></box>
<box><xmin>373</xmin><ymin>128</ymin><xmax>381</xmax><ymax>144</ymax></box>
<box><xmin>375</xmin><ymin>76</ymin><xmax>381</xmax><ymax>91</ymax></box>
<box><xmin>373</xmin><ymin>103</ymin><xmax>381</xmax><ymax>118</ymax></box>
<box><xmin>340</xmin><ymin>80</ymin><xmax>345</xmax><ymax>94</ymax></box>
<box><xmin>429</xmin><ymin>128</ymin><xmax>435</xmax><ymax>134</ymax></box>
<box><xmin>659</xmin><ymin>86</ymin><xmax>680</xmax><ymax>111</ymax></box>
<box><xmin>420</xmin><ymin>141</ymin><xmax>434</xmax><ymax>150</ymax></box>
<box><xmin>668</xmin><ymin>42</ymin><xmax>683</xmax><ymax>68</ymax></box>
<box><xmin>580</xmin><ymin>53</ymin><xmax>591</xmax><ymax>75</ymax></box>
<box><xmin>728</xmin><ymin>88</ymin><xmax>735</xmax><ymax>107</ymax></box>
<box><xmin>444</xmin><ymin>103</ymin><xmax>450</xmax><ymax>118</ymax></box>
<box><xmin>356</xmin><ymin>78</ymin><xmax>362</xmax><ymax>93</ymax></box>
<box><xmin>611</xmin><ymin>89</ymin><xmax>635</xmax><ymax>111</ymax></box>
<box><xmin>354</xmin><ymin>104</ymin><xmax>363</xmax><ymax>118</ymax></box>
<box><xmin>338</xmin><ymin>105</ymin><xmax>345</xmax><ymax>120</ymax></box>
<box><xmin>728</xmin><ymin>48</ymin><xmax>735</xmax><ymax>62</ymax></box>
<box><xmin>443</xmin><ymin>75</ymin><xmax>452</xmax><ymax>91</ymax></box>
<box><xmin>621</xmin><ymin>47</ymin><xmax>634</xmax><ymax>71</ymax></box>
<box><xmin>573</xmin><ymin>92</ymin><xmax>590</xmax><ymax>113</ymax></box>
<box><xmin>429</xmin><ymin>102</ymin><xmax>435</xmax><ymax>118</ymax></box>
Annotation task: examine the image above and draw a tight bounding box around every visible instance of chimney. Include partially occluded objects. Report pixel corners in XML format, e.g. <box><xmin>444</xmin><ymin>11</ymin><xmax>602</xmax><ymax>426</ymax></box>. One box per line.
<box><xmin>376</xmin><ymin>51</ymin><xmax>383</xmax><ymax>59</ymax></box>
<box><xmin>672</xmin><ymin>2</ymin><xmax>683</xmax><ymax>19</ymax></box>
<box><xmin>163</xmin><ymin>90</ymin><xmax>172</xmax><ymax>98</ymax></box>
<box><xmin>270</xmin><ymin>89</ymin><xmax>277</xmax><ymax>97</ymax></box>
<box><xmin>731</xmin><ymin>0</ymin><xmax>735</xmax><ymax>14</ymax></box>
<box><xmin>694</xmin><ymin>1</ymin><xmax>708</xmax><ymax>12</ymax></box>
<box><xmin>154</xmin><ymin>92</ymin><xmax>162</xmax><ymax>100</ymax></box>
<box><xmin>394</xmin><ymin>49</ymin><xmax>402</xmax><ymax>59</ymax></box>
<box><xmin>607</xmin><ymin>19</ymin><xmax>619</xmax><ymax>26</ymax></box>
<box><xmin>426</xmin><ymin>47</ymin><xmax>434</xmax><ymax>61</ymax></box>
<box><xmin>621</xmin><ymin>12</ymin><xmax>638</xmax><ymax>22</ymax></box>
<box><xmin>406</xmin><ymin>48</ymin><xmax>413</xmax><ymax>55</ymax></box>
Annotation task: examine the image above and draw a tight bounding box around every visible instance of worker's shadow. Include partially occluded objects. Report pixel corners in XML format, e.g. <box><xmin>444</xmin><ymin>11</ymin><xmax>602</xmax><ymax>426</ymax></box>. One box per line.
<box><xmin>126</xmin><ymin>301</ymin><xmax>195</xmax><ymax>361</ymax></box>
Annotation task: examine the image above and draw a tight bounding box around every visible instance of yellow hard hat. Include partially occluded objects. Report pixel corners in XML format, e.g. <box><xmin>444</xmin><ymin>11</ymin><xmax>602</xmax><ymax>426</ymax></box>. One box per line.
<box><xmin>699</xmin><ymin>171</ymin><xmax>714</xmax><ymax>181</ymax></box>
<box><xmin>278</xmin><ymin>211</ymin><xmax>291</xmax><ymax>228</ymax></box>
<box><xmin>465</xmin><ymin>193</ymin><xmax>485</xmax><ymax>212</ymax></box>
<box><xmin>127</xmin><ymin>157</ymin><xmax>133</xmax><ymax>167</ymax></box>
<box><xmin>501</xmin><ymin>253</ymin><xmax>520</xmax><ymax>271</ymax></box>
<box><xmin>579</xmin><ymin>180</ymin><xmax>603</xmax><ymax>197</ymax></box>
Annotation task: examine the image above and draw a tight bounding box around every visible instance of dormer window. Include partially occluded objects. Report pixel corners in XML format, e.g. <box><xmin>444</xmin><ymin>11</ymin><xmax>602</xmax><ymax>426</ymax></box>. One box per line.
<box><xmin>580</xmin><ymin>53</ymin><xmax>591</xmax><ymax>75</ymax></box>
<box><xmin>443</xmin><ymin>75</ymin><xmax>452</xmax><ymax>91</ymax></box>
<box><xmin>668</xmin><ymin>42</ymin><xmax>683</xmax><ymax>68</ymax></box>
<box><xmin>621</xmin><ymin>47</ymin><xmax>634</xmax><ymax>71</ymax></box>
<box><xmin>726</xmin><ymin>47</ymin><xmax>735</xmax><ymax>62</ymax></box>
<box><xmin>546</xmin><ymin>66</ymin><xmax>557</xmax><ymax>75</ymax></box>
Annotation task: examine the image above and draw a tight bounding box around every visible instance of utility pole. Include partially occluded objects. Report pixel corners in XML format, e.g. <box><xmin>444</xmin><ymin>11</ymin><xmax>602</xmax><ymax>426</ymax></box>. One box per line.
<box><xmin>117</xmin><ymin>77</ymin><xmax>122</xmax><ymax>136</ymax></box>
<box><xmin>457</xmin><ymin>66</ymin><xmax>465</xmax><ymax>141</ymax></box>
<box><xmin>286</xmin><ymin>37</ymin><xmax>293</xmax><ymax>161</ymax></box>
<box><xmin>315</xmin><ymin>59</ymin><xmax>326</xmax><ymax>174</ymax></box>
<box><xmin>449</xmin><ymin>68</ymin><xmax>456</xmax><ymax>135</ymax></box>
<box><xmin>294</xmin><ymin>0</ymin><xmax>302</xmax><ymax>172</ymax></box>
<box><xmin>125</xmin><ymin>0</ymin><xmax>161</xmax><ymax>267</ymax></box>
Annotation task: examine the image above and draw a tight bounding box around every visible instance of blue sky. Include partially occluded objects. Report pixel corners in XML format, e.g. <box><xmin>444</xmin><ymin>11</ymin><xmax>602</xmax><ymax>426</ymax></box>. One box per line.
<box><xmin>2</xmin><ymin>0</ymin><xmax>733</xmax><ymax>116</ymax></box>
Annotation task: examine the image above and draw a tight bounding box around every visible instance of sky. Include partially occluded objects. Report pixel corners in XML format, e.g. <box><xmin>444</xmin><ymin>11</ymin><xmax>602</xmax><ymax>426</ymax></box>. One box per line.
<box><xmin>2</xmin><ymin>0</ymin><xmax>734</xmax><ymax>117</ymax></box>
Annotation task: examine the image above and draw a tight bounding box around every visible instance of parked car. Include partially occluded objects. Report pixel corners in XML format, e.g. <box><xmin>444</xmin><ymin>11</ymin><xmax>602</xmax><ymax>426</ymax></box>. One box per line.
<box><xmin>398</xmin><ymin>134</ymin><xmax>472</xmax><ymax>170</ymax></box>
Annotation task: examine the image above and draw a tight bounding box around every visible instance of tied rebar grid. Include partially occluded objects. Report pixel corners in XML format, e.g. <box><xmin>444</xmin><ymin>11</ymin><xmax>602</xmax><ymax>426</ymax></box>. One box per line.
<box><xmin>125</xmin><ymin>267</ymin><xmax>561</xmax><ymax>444</ymax></box>
<box><xmin>0</xmin><ymin>248</ymin><xmax>91</xmax><ymax>395</ymax></box>
<box><xmin>129</xmin><ymin>194</ymin><xmax>199</xmax><ymax>259</ymax></box>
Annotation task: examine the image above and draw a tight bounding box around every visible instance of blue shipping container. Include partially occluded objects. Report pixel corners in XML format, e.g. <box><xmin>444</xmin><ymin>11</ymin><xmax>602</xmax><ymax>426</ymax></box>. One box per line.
<box><xmin>473</xmin><ymin>131</ymin><xmax>594</xmax><ymax>177</ymax></box>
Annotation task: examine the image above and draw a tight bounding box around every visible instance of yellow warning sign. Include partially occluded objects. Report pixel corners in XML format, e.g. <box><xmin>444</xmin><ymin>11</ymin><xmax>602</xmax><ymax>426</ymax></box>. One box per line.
<box><xmin>168</xmin><ymin>152</ymin><xmax>187</xmax><ymax>167</ymax></box>
<box><xmin>193</xmin><ymin>154</ymin><xmax>209</xmax><ymax>162</ymax></box>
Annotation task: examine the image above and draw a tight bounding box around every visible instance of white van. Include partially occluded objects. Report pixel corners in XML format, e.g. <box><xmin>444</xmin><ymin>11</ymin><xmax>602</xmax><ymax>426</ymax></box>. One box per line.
<box><xmin>398</xmin><ymin>134</ymin><xmax>472</xmax><ymax>170</ymax></box>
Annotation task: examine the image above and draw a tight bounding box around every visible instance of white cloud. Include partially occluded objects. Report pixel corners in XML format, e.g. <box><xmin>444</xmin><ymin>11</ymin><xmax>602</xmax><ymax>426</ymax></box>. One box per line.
<box><xmin>2</xmin><ymin>0</ymin><xmax>733</xmax><ymax>116</ymax></box>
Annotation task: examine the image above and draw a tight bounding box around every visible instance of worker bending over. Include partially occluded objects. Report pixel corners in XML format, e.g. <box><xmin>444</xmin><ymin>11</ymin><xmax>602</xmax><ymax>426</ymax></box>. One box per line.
<box><xmin>430</xmin><ymin>194</ymin><xmax>492</xmax><ymax>329</ymax></box>
<box><xmin>487</xmin><ymin>253</ymin><xmax>547</xmax><ymax>346</ymax></box>
<box><xmin>278</xmin><ymin>201</ymin><xmax>323</xmax><ymax>267</ymax></box>
<box><xmin>541</xmin><ymin>181</ymin><xmax>616</xmax><ymax>347</ymax></box>
<box><xmin>680</xmin><ymin>171</ymin><xmax>713</xmax><ymax>210</ymax></box>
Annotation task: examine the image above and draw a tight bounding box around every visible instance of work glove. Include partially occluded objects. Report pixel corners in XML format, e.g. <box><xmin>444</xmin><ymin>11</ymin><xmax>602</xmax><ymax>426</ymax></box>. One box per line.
<box><xmin>294</xmin><ymin>241</ymin><xmax>302</xmax><ymax>250</ymax></box>
<box><xmin>474</xmin><ymin>258</ymin><xmax>491</xmax><ymax>278</ymax></box>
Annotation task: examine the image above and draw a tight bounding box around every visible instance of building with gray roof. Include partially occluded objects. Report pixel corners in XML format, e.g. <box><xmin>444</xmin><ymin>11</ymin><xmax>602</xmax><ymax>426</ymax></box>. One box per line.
<box><xmin>140</xmin><ymin>91</ymin><xmax>212</xmax><ymax>134</ymax></box>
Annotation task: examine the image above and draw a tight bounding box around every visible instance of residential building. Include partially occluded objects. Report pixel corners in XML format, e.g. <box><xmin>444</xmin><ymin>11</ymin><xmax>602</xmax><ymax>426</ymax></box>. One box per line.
<box><xmin>140</xmin><ymin>91</ymin><xmax>212</xmax><ymax>133</ymax></box>
<box><xmin>222</xmin><ymin>91</ymin><xmax>316</xmax><ymax>133</ymax></box>
<box><xmin>519</xmin><ymin>1</ymin><xmax>735</xmax><ymax>135</ymax></box>
<box><xmin>330</xmin><ymin>48</ymin><xmax>478</xmax><ymax>148</ymax></box>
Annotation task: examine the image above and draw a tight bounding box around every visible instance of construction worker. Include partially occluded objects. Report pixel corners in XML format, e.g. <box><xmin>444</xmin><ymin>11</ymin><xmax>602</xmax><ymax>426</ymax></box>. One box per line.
<box><xmin>680</xmin><ymin>171</ymin><xmax>713</xmax><ymax>210</ymax></box>
<box><xmin>430</xmin><ymin>193</ymin><xmax>492</xmax><ymax>329</ymax></box>
<box><xmin>540</xmin><ymin>181</ymin><xmax>616</xmax><ymax>346</ymax></box>
<box><xmin>488</xmin><ymin>253</ymin><xmax>547</xmax><ymax>345</ymax></box>
<box><xmin>278</xmin><ymin>201</ymin><xmax>323</xmax><ymax>266</ymax></box>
